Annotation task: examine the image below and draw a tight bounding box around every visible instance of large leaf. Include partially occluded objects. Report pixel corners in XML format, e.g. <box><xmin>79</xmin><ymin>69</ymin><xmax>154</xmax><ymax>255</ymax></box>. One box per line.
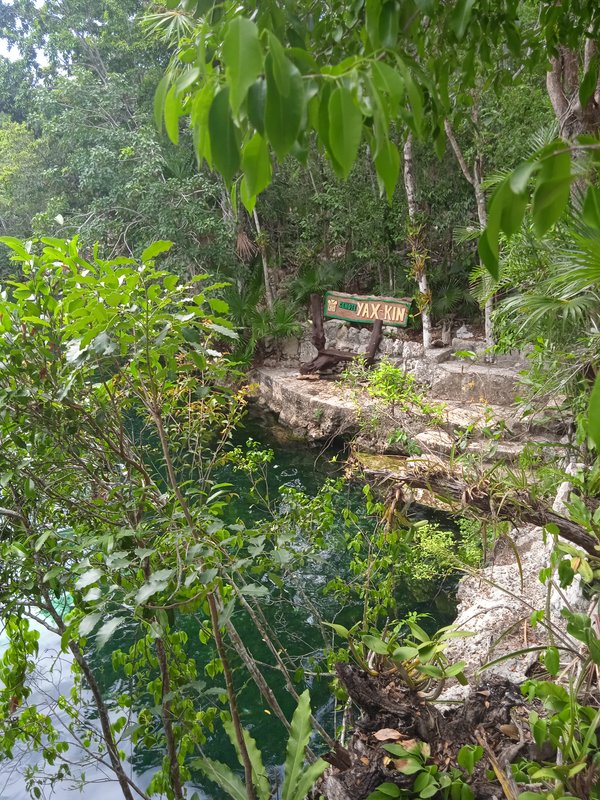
<box><xmin>374</xmin><ymin>137</ymin><xmax>400</xmax><ymax>203</ymax></box>
<box><xmin>75</xmin><ymin>567</ymin><xmax>103</xmax><ymax>590</ymax></box>
<box><xmin>164</xmin><ymin>84</ymin><xmax>182</xmax><ymax>145</ymax></box>
<box><xmin>292</xmin><ymin>757</ymin><xmax>328</xmax><ymax>800</ymax></box>
<box><xmin>328</xmin><ymin>86</ymin><xmax>362</xmax><ymax>179</ymax></box>
<box><xmin>583</xmin><ymin>184</ymin><xmax>600</xmax><ymax>231</ymax></box>
<box><xmin>223</xmin><ymin>719</ymin><xmax>271</xmax><ymax>800</ymax></box>
<box><xmin>451</xmin><ymin>0</ymin><xmax>476</xmax><ymax>40</ymax></box>
<box><xmin>193</xmin><ymin>757</ymin><xmax>247</xmax><ymax>800</ymax></box>
<box><xmin>532</xmin><ymin>147</ymin><xmax>571</xmax><ymax>237</ymax></box>
<box><xmin>96</xmin><ymin>617</ymin><xmax>123</xmax><ymax>650</ymax></box>
<box><xmin>371</xmin><ymin>62</ymin><xmax>404</xmax><ymax>119</ymax></box>
<box><xmin>247</xmin><ymin>79</ymin><xmax>267</xmax><ymax>135</ymax></box>
<box><xmin>588</xmin><ymin>372</ymin><xmax>600</xmax><ymax>450</ymax></box>
<box><xmin>281</xmin><ymin>689</ymin><xmax>313</xmax><ymax>800</ymax></box>
<box><xmin>209</xmin><ymin>88</ymin><xmax>241</xmax><ymax>185</ymax></box>
<box><xmin>242</xmin><ymin>133</ymin><xmax>272</xmax><ymax>199</ymax></box>
<box><xmin>223</xmin><ymin>17</ymin><xmax>263</xmax><ymax>113</ymax></box>
<box><xmin>142</xmin><ymin>240</ymin><xmax>174</xmax><ymax>262</ymax></box>
<box><xmin>264</xmin><ymin>51</ymin><xmax>305</xmax><ymax>159</ymax></box>
<box><xmin>154</xmin><ymin>73</ymin><xmax>170</xmax><ymax>131</ymax></box>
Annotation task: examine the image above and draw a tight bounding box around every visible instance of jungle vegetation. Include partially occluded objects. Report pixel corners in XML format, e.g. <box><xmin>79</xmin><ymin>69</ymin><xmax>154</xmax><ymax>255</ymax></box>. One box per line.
<box><xmin>0</xmin><ymin>2</ymin><xmax>599</xmax><ymax>800</ymax></box>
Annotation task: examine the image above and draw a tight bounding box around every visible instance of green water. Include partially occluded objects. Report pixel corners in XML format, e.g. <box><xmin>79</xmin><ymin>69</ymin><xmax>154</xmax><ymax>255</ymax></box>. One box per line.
<box><xmin>1</xmin><ymin>411</ymin><xmax>457</xmax><ymax>799</ymax></box>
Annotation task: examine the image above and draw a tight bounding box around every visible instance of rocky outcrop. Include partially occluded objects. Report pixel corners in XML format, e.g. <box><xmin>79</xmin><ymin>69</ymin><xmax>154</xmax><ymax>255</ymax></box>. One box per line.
<box><xmin>253</xmin><ymin>367</ymin><xmax>567</xmax><ymax>462</ymax></box>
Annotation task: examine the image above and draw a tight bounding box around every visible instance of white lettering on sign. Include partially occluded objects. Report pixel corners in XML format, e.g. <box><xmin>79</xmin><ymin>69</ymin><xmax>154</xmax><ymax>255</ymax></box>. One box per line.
<box><xmin>370</xmin><ymin>303</ymin><xmax>381</xmax><ymax>318</ymax></box>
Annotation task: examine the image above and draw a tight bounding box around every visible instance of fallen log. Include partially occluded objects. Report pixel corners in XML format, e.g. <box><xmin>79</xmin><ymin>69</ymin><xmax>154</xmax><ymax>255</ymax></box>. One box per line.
<box><xmin>382</xmin><ymin>465</ymin><xmax>599</xmax><ymax>556</ymax></box>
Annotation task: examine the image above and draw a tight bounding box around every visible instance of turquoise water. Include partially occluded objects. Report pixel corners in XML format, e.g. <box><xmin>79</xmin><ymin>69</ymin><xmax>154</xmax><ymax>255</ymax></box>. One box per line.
<box><xmin>0</xmin><ymin>412</ymin><xmax>457</xmax><ymax>799</ymax></box>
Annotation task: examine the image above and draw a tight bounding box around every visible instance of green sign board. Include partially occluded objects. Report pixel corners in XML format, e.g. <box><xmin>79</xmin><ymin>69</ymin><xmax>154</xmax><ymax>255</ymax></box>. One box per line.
<box><xmin>324</xmin><ymin>291</ymin><xmax>412</xmax><ymax>327</ymax></box>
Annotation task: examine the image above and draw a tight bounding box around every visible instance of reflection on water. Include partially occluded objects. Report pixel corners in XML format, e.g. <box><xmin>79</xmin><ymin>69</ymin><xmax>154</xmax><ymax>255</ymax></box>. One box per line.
<box><xmin>0</xmin><ymin>411</ymin><xmax>456</xmax><ymax>799</ymax></box>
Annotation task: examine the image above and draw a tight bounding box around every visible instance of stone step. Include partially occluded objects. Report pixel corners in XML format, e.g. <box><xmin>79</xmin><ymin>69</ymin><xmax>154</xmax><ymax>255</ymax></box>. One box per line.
<box><xmin>431</xmin><ymin>362</ymin><xmax>521</xmax><ymax>406</ymax></box>
<box><xmin>437</xmin><ymin>401</ymin><xmax>569</xmax><ymax>439</ymax></box>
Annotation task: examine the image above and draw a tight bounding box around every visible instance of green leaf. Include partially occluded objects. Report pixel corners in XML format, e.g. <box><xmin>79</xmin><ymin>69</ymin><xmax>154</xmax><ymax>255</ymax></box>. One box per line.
<box><xmin>371</xmin><ymin>62</ymin><xmax>405</xmax><ymax>119</ymax></box>
<box><xmin>268</xmin><ymin>34</ymin><xmax>292</xmax><ymax>96</ymax></box>
<box><xmin>378</xmin><ymin>2</ymin><xmax>399</xmax><ymax>48</ymax></box>
<box><xmin>396</xmin><ymin>61</ymin><xmax>423</xmax><ymax>137</ymax></box>
<box><xmin>191</xmin><ymin>82</ymin><xmax>215</xmax><ymax>167</ymax></box>
<box><xmin>328</xmin><ymin>86</ymin><xmax>362</xmax><ymax>179</ymax></box>
<box><xmin>96</xmin><ymin>617</ymin><xmax>122</xmax><ymax>649</ymax></box>
<box><xmin>223</xmin><ymin>720</ymin><xmax>271</xmax><ymax>800</ymax></box>
<box><xmin>247</xmin><ymin>79</ymin><xmax>267</xmax><ymax>135</ymax></box>
<box><xmin>193</xmin><ymin>757</ymin><xmax>247</xmax><ymax>800</ymax></box>
<box><xmin>532</xmin><ymin>147</ymin><xmax>571</xmax><ymax>237</ymax></box>
<box><xmin>75</xmin><ymin>568</ymin><xmax>103</xmax><ymax>590</ymax></box>
<box><xmin>509</xmin><ymin>161</ymin><xmax>536</xmax><ymax>195</ymax></box>
<box><xmin>583</xmin><ymin>184</ymin><xmax>600</xmax><ymax>230</ymax></box>
<box><xmin>242</xmin><ymin>134</ymin><xmax>273</xmax><ymax>198</ymax></box>
<box><xmin>207</xmin><ymin>321</ymin><xmax>238</xmax><ymax>339</ymax></box>
<box><xmin>365</xmin><ymin>0</ymin><xmax>381</xmax><ymax>48</ymax></box>
<box><xmin>374</xmin><ymin>783</ymin><xmax>401</xmax><ymax>798</ymax></box>
<box><xmin>292</xmin><ymin>758</ymin><xmax>328</xmax><ymax>800</ymax></box>
<box><xmin>79</xmin><ymin>612</ymin><xmax>102</xmax><ymax>637</ymax></box>
<box><xmin>544</xmin><ymin>646</ymin><xmax>560</xmax><ymax>676</ymax></box>
<box><xmin>0</xmin><ymin>236</ymin><xmax>33</xmax><ymax>260</ymax></box>
<box><xmin>588</xmin><ymin>372</ymin><xmax>600</xmax><ymax>450</ymax></box>
<box><xmin>142</xmin><ymin>240</ymin><xmax>174</xmax><ymax>262</ymax></box>
<box><xmin>223</xmin><ymin>17</ymin><xmax>263</xmax><ymax>113</ymax></box>
<box><xmin>580</xmin><ymin>58</ymin><xmax>599</xmax><ymax>108</ymax></box>
<box><xmin>362</xmin><ymin>634</ymin><xmax>389</xmax><ymax>655</ymax></box>
<box><xmin>374</xmin><ymin>137</ymin><xmax>400</xmax><ymax>203</ymax></box>
<box><xmin>209</xmin><ymin>88</ymin><xmax>241</xmax><ymax>185</ymax></box>
<box><xmin>323</xmin><ymin>622</ymin><xmax>350</xmax><ymax>639</ymax></box>
<box><xmin>281</xmin><ymin>689</ymin><xmax>313</xmax><ymax>800</ymax></box>
<box><xmin>451</xmin><ymin>0</ymin><xmax>476</xmax><ymax>40</ymax></box>
<box><xmin>208</xmin><ymin>297</ymin><xmax>229</xmax><ymax>314</ymax></box>
<box><xmin>154</xmin><ymin>73</ymin><xmax>170</xmax><ymax>131</ymax></box>
<box><xmin>392</xmin><ymin>645</ymin><xmax>419</xmax><ymax>661</ymax></box>
<box><xmin>264</xmin><ymin>52</ymin><xmax>305</xmax><ymax>159</ymax></box>
<box><xmin>164</xmin><ymin>84</ymin><xmax>182</xmax><ymax>145</ymax></box>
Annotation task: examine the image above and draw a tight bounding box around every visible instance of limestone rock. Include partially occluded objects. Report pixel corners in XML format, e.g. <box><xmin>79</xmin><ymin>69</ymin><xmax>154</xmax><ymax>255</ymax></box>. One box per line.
<box><xmin>455</xmin><ymin>324</ymin><xmax>474</xmax><ymax>339</ymax></box>
<box><xmin>280</xmin><ymin>336</ymin><xmax>300</xmax><ymax>360</ymax></box>
<box><xmin>403</xmin><ymin>358</ymin><xmax>433</xmax><ymax>385</ymax></box>
<box><xmin>403</xmin><ymin>341</ymin><xmax>425</xmax><ymax>359</ymax></box>
<box><xmin>299</xmin><ymin>341</ymin><xmax>318</xmax><ymax>362</ymax></box>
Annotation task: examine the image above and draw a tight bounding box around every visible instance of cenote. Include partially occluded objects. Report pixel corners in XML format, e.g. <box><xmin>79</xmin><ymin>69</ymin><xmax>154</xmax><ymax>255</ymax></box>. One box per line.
<box><xmin>0</xmin><ymin>411</ymin><xmax>458</xmax><ymax>800</ymax></box>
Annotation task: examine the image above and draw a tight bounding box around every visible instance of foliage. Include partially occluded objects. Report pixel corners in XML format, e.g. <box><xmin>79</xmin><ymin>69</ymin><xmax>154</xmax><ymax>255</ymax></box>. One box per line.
<box><xmin>0</xmin><ymin>234</ymin><xmax>342</xmax><ymax>799</ymax></box>
<box><xmin>366</xmin><ymin>741</ymin><xmax>484</xmax><ymax>799</ymax></box>
<box><xmin>193</xmin><ymin>690</ymin><xmax>328</xmax><ymax>800</ymax></box>
<box><xmin>342</xmin><ymin>358</ymin><xmax>445</xmax><ymax>422</ymax></box>
<box><xmin>327</xmin><ymin>615</ymin><xmax>469</xmax><ymax>702</ymax></box>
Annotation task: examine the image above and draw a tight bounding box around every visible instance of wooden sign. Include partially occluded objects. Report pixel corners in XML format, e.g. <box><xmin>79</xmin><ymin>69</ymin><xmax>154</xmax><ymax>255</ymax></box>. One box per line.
<box><xmin>324</xmin><ymin>291</ymin><xmax>412</xmax><ymax>327</ymax></box>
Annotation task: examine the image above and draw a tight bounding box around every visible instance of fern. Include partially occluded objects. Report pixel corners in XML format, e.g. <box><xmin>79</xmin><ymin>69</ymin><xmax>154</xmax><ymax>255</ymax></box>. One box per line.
<box><xmin>223</xmin><ymin>718</ymin><xmax>271</xmax><ymax>800</ymax></box>
<box><xmin>193</xmin><ymin>691</ymin><xmax>326</xmax><ymax>800</ymax></box>
<box><xmin>282</xmin><ymin>690</ymin><xmax>327</xmax><ymax>800</ymax></box>
<box><xmin>193</xmin><ymin>756</ymin><xmax>248</xmax><ymax>800</ymax></box>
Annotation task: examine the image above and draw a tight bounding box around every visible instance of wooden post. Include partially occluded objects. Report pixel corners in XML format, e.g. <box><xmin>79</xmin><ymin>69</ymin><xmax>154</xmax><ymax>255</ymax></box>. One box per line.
<box><xmin>365</xmin><ymin>319</ymin><xmax>383</xmax><ymax>366</ymax></box>
<box><xmin>310</xmin><ymin>293</ymin><xmax>326</xmax><ymax>351</ymax></box>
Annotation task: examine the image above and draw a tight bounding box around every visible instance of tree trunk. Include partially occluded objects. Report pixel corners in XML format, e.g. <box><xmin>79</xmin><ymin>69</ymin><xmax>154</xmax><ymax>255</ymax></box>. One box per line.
<box><xmin>155</xmin><ymin>638</ymin><xmax>185</xmax><ymax>800</ymax></box>
<box><xmin>383</xmin><ymin>466</ymin><xmax>599</xmax><ymax>556</ymax></box>
<box><xmin>40</xmin><ymin>588</ymin><xmax>141</xmax><ymax>800</ymax></box>
<box><xmin>546</xmin><ymin>43</ymin><xmax>600</xmax><ymax>139</ymax></box>
<box><xmin>253</xmin><ymin>208</ymin><xmax>274</xmax><ymax>311</ymax></box>
<box><xmin>403</xmin><ymin>134</ymin><xmax>431</xmax><ymax>350</ymax></box>
<box><xmin>445</xmin><ymin>117</ymin><xmax>495</xmax><ymax>358</ymax></box>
